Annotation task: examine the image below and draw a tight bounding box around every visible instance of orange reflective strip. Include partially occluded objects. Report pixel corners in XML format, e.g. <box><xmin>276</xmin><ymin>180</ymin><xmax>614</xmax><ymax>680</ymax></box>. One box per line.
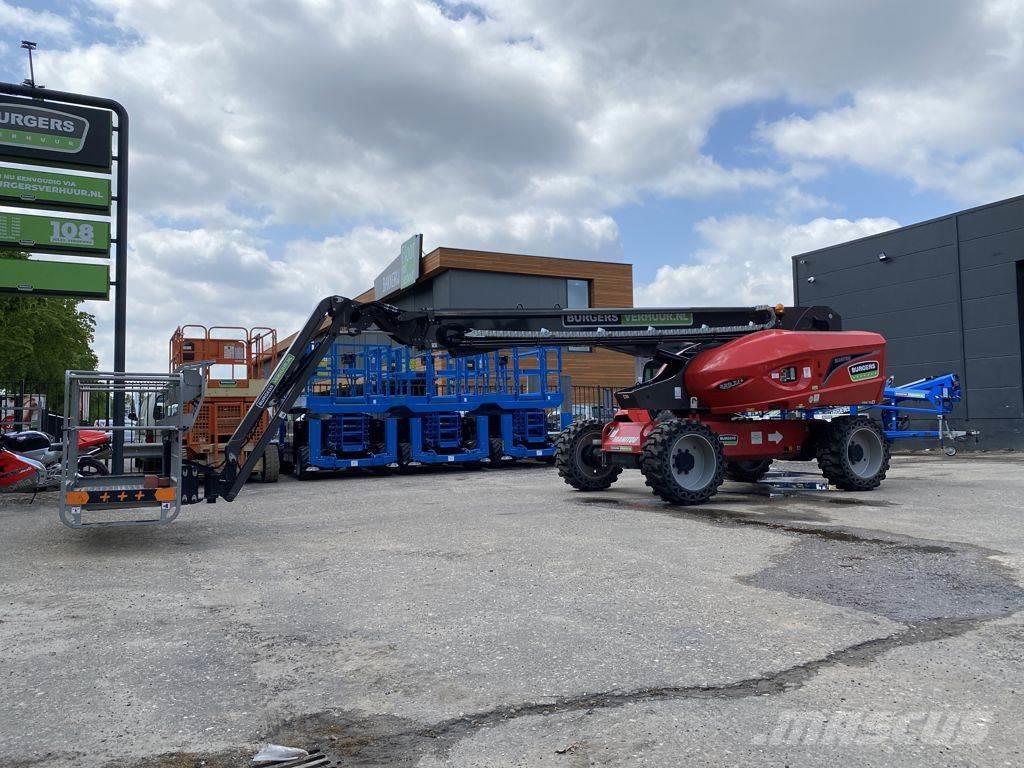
<box><xmin>66</xmin><ymin>491</ymin><xmax>88</xmax><ymax>505</ymax></box>
<box><xmin>154</xmin><ymin>487</ymin><xmax>176</xmax><ymax>502</ymax></box>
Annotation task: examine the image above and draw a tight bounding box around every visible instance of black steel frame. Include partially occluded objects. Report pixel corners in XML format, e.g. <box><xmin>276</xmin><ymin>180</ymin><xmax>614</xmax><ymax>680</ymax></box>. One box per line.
<box><xmin>0</xmin><ymin>82</ymin><xmax>129</xmax><ymax>470</ymax></box>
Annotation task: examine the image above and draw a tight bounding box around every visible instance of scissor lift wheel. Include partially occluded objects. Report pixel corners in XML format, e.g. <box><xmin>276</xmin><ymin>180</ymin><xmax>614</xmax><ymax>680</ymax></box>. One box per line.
<box><xmin>257</xmin><ymin>444</ymin><xmax>280</xmax><ymax>483</ymax></box>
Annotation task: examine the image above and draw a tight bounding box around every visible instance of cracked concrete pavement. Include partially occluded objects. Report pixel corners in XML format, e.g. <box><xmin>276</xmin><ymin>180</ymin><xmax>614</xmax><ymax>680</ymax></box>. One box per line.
<box><xmin>1</xmin><ymin>454</ymin><xmax>1022</xmax><ymax>766</ymax></box>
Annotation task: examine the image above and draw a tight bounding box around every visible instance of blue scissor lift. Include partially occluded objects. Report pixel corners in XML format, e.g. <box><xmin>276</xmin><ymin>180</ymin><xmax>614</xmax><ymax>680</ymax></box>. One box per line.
<box><xmin>484</xmin><ymin>347</ymin><xmax>572</xmax><ymax>462</ymax></box>
<box><xmin>284</xmin><ymin>341</ymin><xmax>569</xmax><ymax>476</ymax></box>
<box><xmin>399</xmin><ymin>348</ymin><xmax>491</xmax><ymax>465</ymax></box>
<box><xmin>285</xmin><ymin>343</ymin><xmax>403</xmax><ymax>476</ymax></box>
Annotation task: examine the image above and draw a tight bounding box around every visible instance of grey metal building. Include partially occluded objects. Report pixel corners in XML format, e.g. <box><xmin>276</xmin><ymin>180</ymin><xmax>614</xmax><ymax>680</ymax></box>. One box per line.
<box><xmin>793</xmin><ymin>194</ymin><xmax>1024</xmax><ymax>448</ymax></box>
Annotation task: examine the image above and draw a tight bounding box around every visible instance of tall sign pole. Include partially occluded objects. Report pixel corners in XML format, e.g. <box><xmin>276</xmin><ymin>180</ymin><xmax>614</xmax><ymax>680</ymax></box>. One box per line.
<box><xmin>0</xmin><ymin>80</ymin><xmax>129</xmax><ymax>469</ymax></box>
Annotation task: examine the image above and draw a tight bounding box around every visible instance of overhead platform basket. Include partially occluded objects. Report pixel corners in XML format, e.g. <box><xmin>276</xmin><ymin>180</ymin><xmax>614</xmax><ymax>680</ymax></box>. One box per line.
<box><xmin>59</xmin><ymin>368</ymin><xmax>205</xmax><ymax>528</ymax></box>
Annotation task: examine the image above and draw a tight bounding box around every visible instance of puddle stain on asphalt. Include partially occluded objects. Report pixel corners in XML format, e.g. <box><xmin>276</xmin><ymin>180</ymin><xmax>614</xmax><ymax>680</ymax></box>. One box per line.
<box><xmin>100</xmin><ymin>490</ymin><xmax>1024</xmax><ymax>768</ymax></box>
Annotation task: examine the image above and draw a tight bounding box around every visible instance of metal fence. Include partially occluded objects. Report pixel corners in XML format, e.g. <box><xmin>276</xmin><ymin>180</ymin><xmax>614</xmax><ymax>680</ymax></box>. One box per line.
<box><xmin>569</xmin><ymin>385</ymin><xmax>618</xmax><ymax>422</ymax></box>
<box><xmin>0</xmin><ymin>381</ymin><xmax>64</xmax><ymax>435</ymax></box>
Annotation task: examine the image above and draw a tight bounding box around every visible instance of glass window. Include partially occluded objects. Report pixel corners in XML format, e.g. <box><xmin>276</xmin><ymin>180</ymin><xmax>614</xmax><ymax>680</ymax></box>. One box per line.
<box><xmin>566</xmin><ymin>279</ymin><xmax>589</xmax><ymax>309</ymax></box>
<box><xmin>567</xmin><ymin>279</ymin><xmax>591</xmax><ymax>352</ymax></box>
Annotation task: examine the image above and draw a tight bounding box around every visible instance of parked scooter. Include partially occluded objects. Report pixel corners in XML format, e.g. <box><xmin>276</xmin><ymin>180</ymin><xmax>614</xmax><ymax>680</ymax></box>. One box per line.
<box><xmin>0</xmin><ymin>429</ymin><xmax>109</xmax><ymax>493</ymax></box>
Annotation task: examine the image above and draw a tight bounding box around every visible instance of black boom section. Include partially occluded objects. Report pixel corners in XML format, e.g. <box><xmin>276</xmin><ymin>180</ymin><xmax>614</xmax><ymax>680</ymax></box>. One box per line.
<box><xmin>217</xmin><ymin>296</ymin><xmax>371</xmax><ymax>501</ymax></box>
<box><xmin>366</xmin><ymin>304</ymin><xmax>785</xmax><ymax>354</ymax></box>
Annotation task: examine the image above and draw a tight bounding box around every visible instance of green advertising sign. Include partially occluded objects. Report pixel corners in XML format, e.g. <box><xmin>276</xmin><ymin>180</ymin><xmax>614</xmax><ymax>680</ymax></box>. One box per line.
<box><xmin>0</xmin><ymin>166</ymin><xmax>111</xmax><ymax>213</ymax></box>
<box><xmin>374</xmin><ymin>233</ymin><xmax>423</xmax><ymax>299</ymax></box>
<box><xmin>399</xmin><ymin>234</ymin><xmax>420</xmax><ymax>288</ymax></box>
<box><xmin>0</xmin><ymin>211</ymin><xmax>110</xmax><ymax>255</ymax></box>
<box><xmin>0</xmin><ymin>97</ymin><xmax>113</xmax><ymax>171</ymax></box>
<box><xmin>0</xmin><ymin>259</ymin><xmax>109</xmax><ymax>299</ymax></box>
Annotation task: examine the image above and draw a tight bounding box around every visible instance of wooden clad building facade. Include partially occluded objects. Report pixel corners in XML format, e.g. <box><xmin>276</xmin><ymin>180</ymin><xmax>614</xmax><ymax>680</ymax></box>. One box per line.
<box><xmin>355</xmin><ymin>247</ymin><xmax>636</xmax><ymax>388</ymax></box>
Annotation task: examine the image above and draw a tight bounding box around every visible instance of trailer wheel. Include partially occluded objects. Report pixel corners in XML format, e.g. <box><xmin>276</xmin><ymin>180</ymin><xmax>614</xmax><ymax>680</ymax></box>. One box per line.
<box><xmin>641</xmin><ymin>419</ymin><xmax>725</xmax><ymax>505</ymax></box>
<box><xmin>724</xmin><ymin>458</ymin><xmax>772</xmax><ymax>483</ymax></box>
<box><xmin>554</xmin><ymin>419</ymin><xmax>621</xmax><ymax>491</ymax></box>
<box><xmin>293</xmin><ymin>445</ymin><xmax>310</xmax><ymax>481</ymax></box>
<box><xmin>817</xmin><ymin>416</ymin><xmax>890</xmax><ymax>491</ymax></box>
<box><xmin>259</xmin><ymin>444</ymin><xmax>280</xmax><ymax>483</ymax></box>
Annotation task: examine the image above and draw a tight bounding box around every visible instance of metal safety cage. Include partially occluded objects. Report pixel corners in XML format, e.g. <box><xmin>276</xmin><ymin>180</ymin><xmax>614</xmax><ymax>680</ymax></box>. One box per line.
<box><xmin>303</xmin><ymin>342</ymin><xmax>404</xmax><ymax>408</ymax></box>
<box><xmin>59</xmin><ymin>368</ymin><xmax>204</xmax><ymax>528</ymax></box>
<box><xmin>489</xmin><ymin>347</ymin><xmax>563</xmax><ymax>405</ymax></box>
<box><xmin>287</xmin><ymin>341</ymin><xmax>408</xmax><ymax>474</ymax></box>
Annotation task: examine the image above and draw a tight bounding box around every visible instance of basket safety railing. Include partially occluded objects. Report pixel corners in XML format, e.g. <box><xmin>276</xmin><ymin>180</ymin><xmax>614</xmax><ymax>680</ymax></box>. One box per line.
<box><xmin>60</xmin><ymin>368</ymin><xmax>205</xmax><ymax>528</ymax></box>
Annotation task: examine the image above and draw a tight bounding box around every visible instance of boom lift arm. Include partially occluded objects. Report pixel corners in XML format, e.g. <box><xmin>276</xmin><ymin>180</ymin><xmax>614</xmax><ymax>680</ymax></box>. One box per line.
<box><xmin>193</xmin><ymin>297</ymin><xmax>840</xmax><ymax>504</ymax></box>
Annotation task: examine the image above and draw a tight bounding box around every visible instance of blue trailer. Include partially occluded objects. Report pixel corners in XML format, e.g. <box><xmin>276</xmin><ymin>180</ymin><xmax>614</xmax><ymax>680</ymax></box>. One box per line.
<box><xmin>866</xmin><ymin>373</ymin><xmax>979</xmax><ymax>455</ymax></box>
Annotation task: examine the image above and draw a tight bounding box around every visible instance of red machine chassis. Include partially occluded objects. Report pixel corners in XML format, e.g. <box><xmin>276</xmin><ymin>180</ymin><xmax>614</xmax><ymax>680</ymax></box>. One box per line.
<box><xmin>603</xmin><ymin>411</ymin><xmax>812</xmax><ymax>461</ymax></box>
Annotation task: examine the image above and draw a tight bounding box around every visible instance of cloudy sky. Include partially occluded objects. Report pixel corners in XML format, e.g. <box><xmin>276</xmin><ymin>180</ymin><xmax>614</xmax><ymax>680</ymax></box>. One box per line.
<box><xmin>3</xmin><ymin>0</ymin><xmax>1023</xmax><ymax>370</ymax></box>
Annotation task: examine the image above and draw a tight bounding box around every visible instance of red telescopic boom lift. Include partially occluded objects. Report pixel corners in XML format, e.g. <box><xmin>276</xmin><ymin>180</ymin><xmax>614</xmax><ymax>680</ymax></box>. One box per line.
<box><xmin>188</xmin><ymin>297</ymin><xmax>889</xmax><ymax>508</ymax></box>
<box><xmin>57</xmin><ymin>297</ymin><xmax>889</xmax><ymax>526</ymax></box>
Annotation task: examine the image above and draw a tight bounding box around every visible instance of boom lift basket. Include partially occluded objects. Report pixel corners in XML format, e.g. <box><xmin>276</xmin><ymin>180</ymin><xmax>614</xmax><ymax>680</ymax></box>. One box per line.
<box><xmin>59</xmin><ymin>368</ymin><xmax>205</xmax><ymax>528</ymax></box>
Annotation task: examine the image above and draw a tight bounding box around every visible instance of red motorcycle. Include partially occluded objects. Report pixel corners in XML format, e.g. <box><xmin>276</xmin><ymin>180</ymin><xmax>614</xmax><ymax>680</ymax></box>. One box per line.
<box><xmin>0</xmin><ymin>429</ymin><xmax>109</xmax><ymax>493</ymax></box>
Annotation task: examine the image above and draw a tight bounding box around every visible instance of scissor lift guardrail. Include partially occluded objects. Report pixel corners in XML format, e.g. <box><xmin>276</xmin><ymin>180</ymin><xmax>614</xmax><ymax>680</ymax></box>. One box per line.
<box><xmin>59</xmin><ymin>369</ymin><xmax>205</xmax><ymax>528</ymax></box>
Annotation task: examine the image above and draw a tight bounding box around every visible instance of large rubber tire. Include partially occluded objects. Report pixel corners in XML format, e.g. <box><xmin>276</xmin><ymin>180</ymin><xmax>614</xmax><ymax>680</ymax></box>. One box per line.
<box><xmin>396</xmin><ymin>441</ymin><xmax>414</xmax><ymax>473</ymax></box>
<box><xmin>725</xmin><ymin>458</ymin><xmax>773</xmax><ymax>483</ymax></box>
<box><xmin>554</xmin><ymin>419</ymin><xmax>621</xmax><ymax>491</ymax></box>
<box><xmin>640</xmin><ymin>419</ymin><xmax>725</xmax><ymax>505</ymax></box>
<box><xmin>259</xmin><ymin>444</ymin><xmax>280</xmax><ymax>483</ymax></box>
<box><xmin>817</xmin><ymin>416</ymin><xmax>890</xmax><ymax>491</ymax></box>
<box><xmin>293</xmin><ymin>444</ymin><xmax>310</xmax><ymax>481</ymax></box>
<box><xmin>77</xmin><ymin>457</ymin><xmax>108</xmax><ymax>477</ymax></box>
<box><xmin>489</xmin><ymin>436</ymin><xmax>511</xmax><ymax>465</ymax></box>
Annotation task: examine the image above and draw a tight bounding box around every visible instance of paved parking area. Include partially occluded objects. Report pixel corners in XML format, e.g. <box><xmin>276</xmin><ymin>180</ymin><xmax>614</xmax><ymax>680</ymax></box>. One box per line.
<box><xmin>2</xmin><ymin>454</ymin><xmax>1023</xmax><ymax>767</ymax></box>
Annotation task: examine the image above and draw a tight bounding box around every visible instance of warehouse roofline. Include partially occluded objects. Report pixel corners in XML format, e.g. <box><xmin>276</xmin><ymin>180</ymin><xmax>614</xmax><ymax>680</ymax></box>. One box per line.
<box><xmin>790</xmin><ymin>191</ymin><xmax>1024</xmax><ymax>260</ymax></box>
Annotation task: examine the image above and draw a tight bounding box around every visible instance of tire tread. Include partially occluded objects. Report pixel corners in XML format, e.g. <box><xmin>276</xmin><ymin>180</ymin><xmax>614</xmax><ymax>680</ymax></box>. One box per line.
<box><xmin>816</xmin><ymin>416</ymin><xmax>890</xmax><ymax>491</ymax></box>
<box><xmin>554</xmin><ymin>419</ymin><xmax>622</xmax><ymax>491</ymax></box>
<box><xmin>640</xmin><ymin>419</ymin><xmax>725</xmax><ymax>505</ymax></box>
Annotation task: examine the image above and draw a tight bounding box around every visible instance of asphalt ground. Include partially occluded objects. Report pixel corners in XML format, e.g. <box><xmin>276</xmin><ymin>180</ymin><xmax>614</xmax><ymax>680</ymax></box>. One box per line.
<box><xmin>1</xmin><ymin>454</ymin><xmax>1023</xmax><ymax>767</ymax></box>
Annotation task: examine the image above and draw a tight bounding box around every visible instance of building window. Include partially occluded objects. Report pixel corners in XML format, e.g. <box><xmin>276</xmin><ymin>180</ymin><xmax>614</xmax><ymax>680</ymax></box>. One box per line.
<box><xmin>567</xmin><ymin>279</ymin><xmax>589</xmax><ymax>309</ymax></box>
<box><xmin>567</xmin><ymin>279</ymin><xmax>591</xmax><ymax>352</ymax></box>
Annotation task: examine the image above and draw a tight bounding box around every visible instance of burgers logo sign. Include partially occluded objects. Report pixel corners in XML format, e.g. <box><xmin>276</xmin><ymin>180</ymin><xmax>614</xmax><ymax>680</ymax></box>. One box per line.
<box><xmin>0</xmin><ymin>104</ymin><xmax>89</xmax><ymax>154</ymax></box>
<box><xmin>0</xmin><ymin>96</ymin><xmax>112</xmax><ymax>171</ymax></box>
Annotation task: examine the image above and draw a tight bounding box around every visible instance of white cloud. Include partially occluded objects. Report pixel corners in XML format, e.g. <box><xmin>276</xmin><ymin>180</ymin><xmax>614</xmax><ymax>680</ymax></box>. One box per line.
<box><xmin>14</xmin><ymin>0</ymin><xmax>1022</xmax><ymax>368</ymax></box>
<box><xmin>635</xmin><ymin>215</ymin><xmax>898</xmax><ymax>308</ymax></box>
<box><xmin>759</xmin><ymin>0</ymin><xmax>1024</xmax><ymax>203</ymax></box>
<box><xmin>0</xmin><ymin>2</ymin><xmax>73</xmax><ymax>38</ymax></box>
<box><xmin>84</xmin><ymin>221</ymin><xmax>405</xmax><ymax>371</ymax></box>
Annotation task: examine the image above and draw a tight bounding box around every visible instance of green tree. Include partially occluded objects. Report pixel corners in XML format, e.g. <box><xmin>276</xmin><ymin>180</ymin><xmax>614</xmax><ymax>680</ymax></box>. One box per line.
<box><xmin>0</xmin><ymin>250</ymin><xmax>99</xmax><ymax>383</ymax></box>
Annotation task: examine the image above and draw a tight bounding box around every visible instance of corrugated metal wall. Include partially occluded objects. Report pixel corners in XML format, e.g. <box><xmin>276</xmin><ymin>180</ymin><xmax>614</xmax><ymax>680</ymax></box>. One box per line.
<box><xmin>794</xmin><ymin>195</ymin><xmax>1024</xmax><ymax>448</ymax></box>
